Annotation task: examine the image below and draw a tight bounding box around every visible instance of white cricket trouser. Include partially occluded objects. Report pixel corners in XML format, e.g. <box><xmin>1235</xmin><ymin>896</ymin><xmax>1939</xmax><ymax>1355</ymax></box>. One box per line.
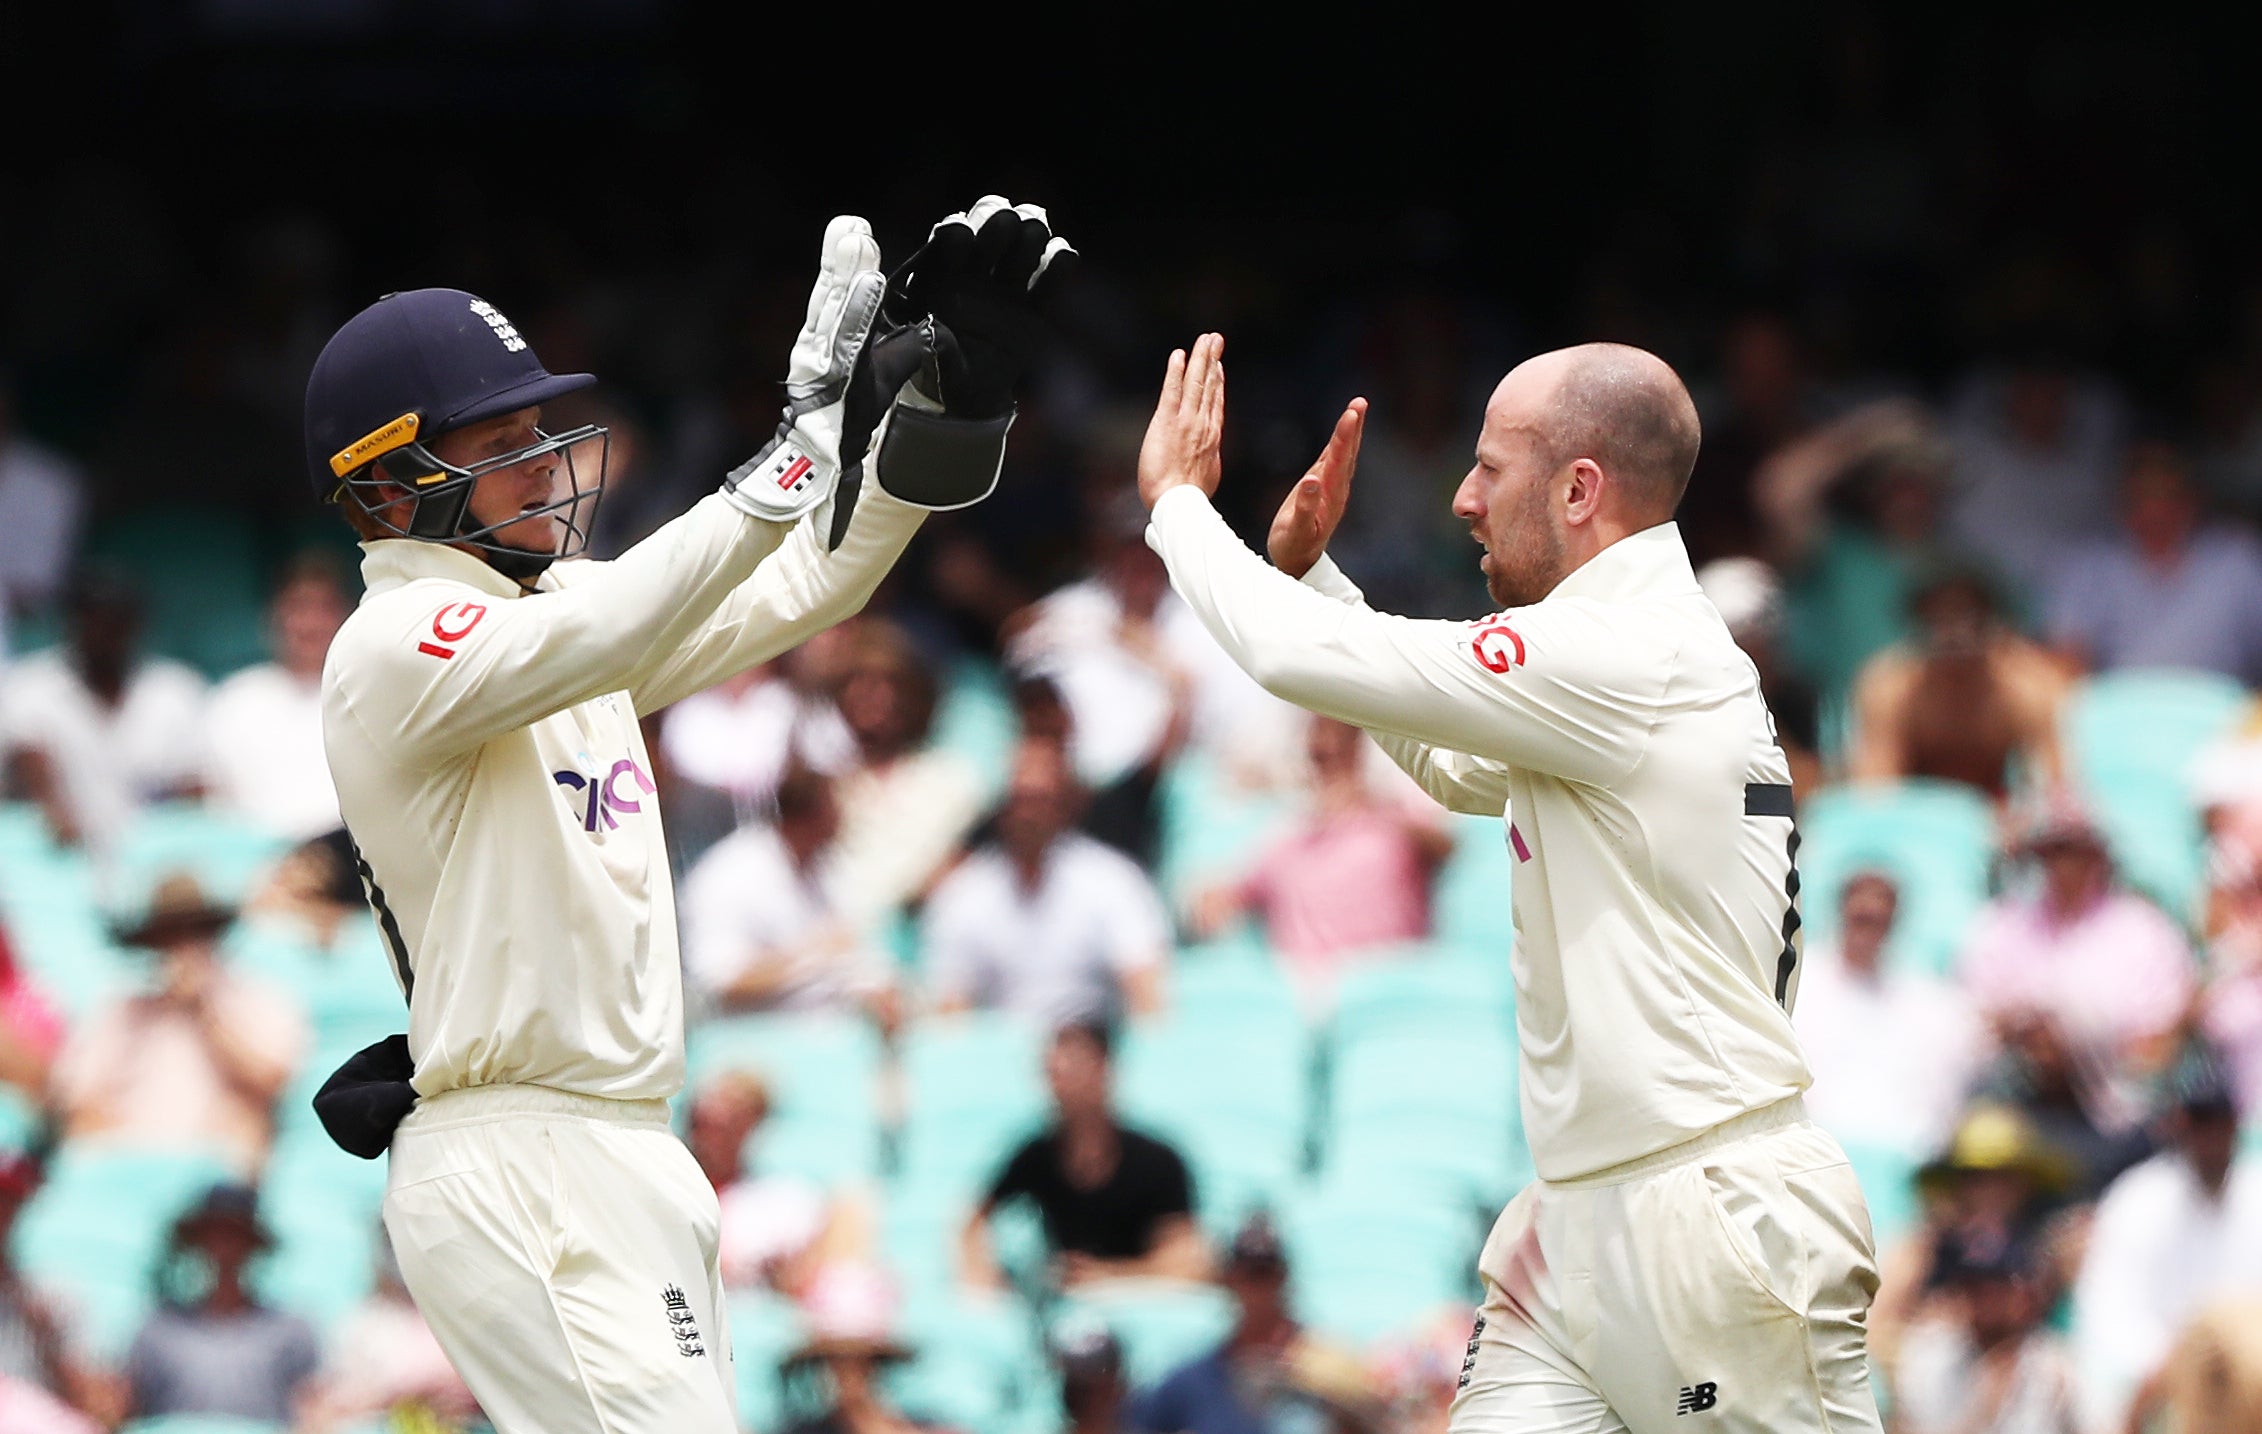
<box><xmin>1450</xmin><ymin>1096</ymin><xmax>1883</xmax><ymax>1434</ymax></box>
<box><xmin>381</xmin><ymin>1084</ymin><xmax>738</xmax><ymax>1434</ymax></box>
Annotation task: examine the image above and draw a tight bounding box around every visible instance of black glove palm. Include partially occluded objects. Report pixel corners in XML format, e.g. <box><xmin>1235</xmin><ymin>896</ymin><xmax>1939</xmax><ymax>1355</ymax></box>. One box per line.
<box><xmin>887</xmin><ymin>198</ymin><xmax>1077</xmax><ymax>419</ymax></box>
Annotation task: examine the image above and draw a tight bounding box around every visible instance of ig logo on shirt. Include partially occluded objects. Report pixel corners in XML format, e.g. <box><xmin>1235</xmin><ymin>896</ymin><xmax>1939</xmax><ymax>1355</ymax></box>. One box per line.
<box><xmin>553</xmin><ymin>758</ymin><xmax>656</xmax><ymax>832</ymax></box>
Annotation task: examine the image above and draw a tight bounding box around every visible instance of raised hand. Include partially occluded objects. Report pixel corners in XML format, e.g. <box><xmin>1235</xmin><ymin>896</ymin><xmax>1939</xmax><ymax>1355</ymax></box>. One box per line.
<box><xmin>1136</xmin><ymin>333</ymin><xmax>1226</xmax><ymax>510</ymax></box>
<box><xmin>1268</xmin><ymin>397</ymin><xmax>1367</xmax><ymax>578</ymax></box>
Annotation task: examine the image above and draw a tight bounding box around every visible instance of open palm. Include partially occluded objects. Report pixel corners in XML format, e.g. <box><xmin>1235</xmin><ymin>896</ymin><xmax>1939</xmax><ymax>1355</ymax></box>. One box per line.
<box><xmin>1267</xmin><ymin>397</ymin><xmax>1367</xmax><ymax>578</ymax></box>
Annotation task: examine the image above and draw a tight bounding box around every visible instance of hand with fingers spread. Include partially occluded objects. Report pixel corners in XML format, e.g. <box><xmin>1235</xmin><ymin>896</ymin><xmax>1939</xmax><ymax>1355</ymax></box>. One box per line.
<box><xmin>1268</xmin><ymin>397</ymin><xmax>1368</xmax><ymax>578</ymax></box>
<box><xmin>1137</xmin><ymin>333</ymin><xmax>1228</xmax><ymax>510</ymax></box>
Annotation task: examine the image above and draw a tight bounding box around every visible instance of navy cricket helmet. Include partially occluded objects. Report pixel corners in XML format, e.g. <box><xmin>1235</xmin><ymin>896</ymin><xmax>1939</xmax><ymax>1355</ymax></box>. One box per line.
<box><xmin>304</xmin><ymin>288</ymin><xmax>608</xmax><ymax>577</ymax></box>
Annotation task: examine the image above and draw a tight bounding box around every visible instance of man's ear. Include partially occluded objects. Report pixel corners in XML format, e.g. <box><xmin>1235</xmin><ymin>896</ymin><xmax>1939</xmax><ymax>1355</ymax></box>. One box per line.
<box><xmin>1563</xmin><ymin>458</ymin><xmax>1606</xmax><ymax>526</ymax></box>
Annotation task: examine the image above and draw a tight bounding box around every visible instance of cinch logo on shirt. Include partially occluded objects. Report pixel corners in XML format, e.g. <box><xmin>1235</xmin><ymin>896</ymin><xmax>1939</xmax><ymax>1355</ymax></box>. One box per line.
<box><xmin>553</xmin><ymin>757</ymin><xmax>656</xmax><ymax>831</ymax></box>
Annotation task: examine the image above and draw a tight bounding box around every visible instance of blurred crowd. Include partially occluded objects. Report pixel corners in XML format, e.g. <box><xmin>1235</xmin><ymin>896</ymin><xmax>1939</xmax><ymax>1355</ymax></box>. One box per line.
<box><xmin>11</xmin><ymin>9</ymin><xmax>2262</xmax><ymax>1427</ymax></box>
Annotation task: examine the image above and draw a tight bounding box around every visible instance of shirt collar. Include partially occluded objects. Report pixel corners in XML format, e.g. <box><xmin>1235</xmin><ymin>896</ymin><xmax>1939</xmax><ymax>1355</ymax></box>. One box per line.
<box><xmin>358</xmin><ymin>538</ymin><xmax>538</xmax><ymax>601</ymax></box>
<box><xmin>1543</xmin><ymin>521</ymin><xmax>1701</xmax><ymax>604</ymax></box>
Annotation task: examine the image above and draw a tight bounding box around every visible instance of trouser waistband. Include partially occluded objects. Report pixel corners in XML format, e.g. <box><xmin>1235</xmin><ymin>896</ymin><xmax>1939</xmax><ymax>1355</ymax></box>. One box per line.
<box><xmin>1544</xmin><ymin>1095</ymin><xmax>1812</xmax><ymax>1190</ymax></box>
<box><xmin>399</xmin><ymin>1082</ymin><xmax>673</xmax><ymax>1133</ymax></box>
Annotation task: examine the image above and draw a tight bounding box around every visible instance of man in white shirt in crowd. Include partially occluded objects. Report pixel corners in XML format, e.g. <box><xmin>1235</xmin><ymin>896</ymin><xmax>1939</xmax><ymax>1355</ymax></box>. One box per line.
<box><xmin>0</xmin><ymin>377</ymin><xmax>86</xmax><ymax>630</ymax></box>
<box><xmin>201</xmin><ymin>555</ymin><xmax>351</xmax><ymax>841</ymax></box>
<box><xmin>1</xmin><ymin>571</ymin><xmax>206</xmax><ymax>851</ymax></box>
<box><xmin>1137</xmin><ymin>335</ymin><xmax>1880</xmax><ymax>1432</ymax></box>
<box><xmin>2071</xmin><ymin>1048</ymin><xmax>2262</xmax><ymax>1434</ymax></box>
<box><xmin>1796</xmin><ymin>870</ymin><xmax>1990</xmax><ymax>1159</ymax></box>
<box><xmin>925</xmin><ymin>738</ymin><xmax>1170</xmax><ymax>1023</ymax></box>
<box><xmin>678</xmin><ymin>763</ymin><xmax>894</xmax><ymax>1023</ymax></box>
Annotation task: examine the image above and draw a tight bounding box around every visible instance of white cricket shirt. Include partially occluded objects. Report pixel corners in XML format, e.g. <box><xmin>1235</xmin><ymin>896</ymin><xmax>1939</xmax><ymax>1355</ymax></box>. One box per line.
<box><xmin>323</xmin><ymin>490</ymin><xmax>923</xmax><ymax>1102</ymax></box>
<box><xmin>1148</xmin><ymin>490</ymin><xmax>1810</xmax><ymax>1179</ymax></box>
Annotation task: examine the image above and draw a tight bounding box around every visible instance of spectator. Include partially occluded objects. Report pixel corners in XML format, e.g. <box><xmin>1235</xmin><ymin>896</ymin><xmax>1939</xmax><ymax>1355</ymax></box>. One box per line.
<box><xmin>679</xmin><ymin>766</ymin><xmax>897</xmax><ymax>1024</ymax></box>
<box><xmin>1054</xmin><ymin>1320</ymin><xmax>1132</xmax><ymax>1434</ymax></box>
<box><xmin>1131</xmin><ymin>1213</ymin><xmax>1379</xmax><ymax>1434</ymax></box>
<box><xmin>1972</xmin><ymin>1009</ymin><xmax>2156</xmax><ymax>1202</ymax></box>
<box><xmin>687</xmin><ymin>1069</ymin><xmax>873</xmax><ymax>1304</ymax></box>
<box><xmin>1695</xmin><ymin>556</ymin><xmax>1825</xmax><ymax>795</ymax></box>
<box><xmin>2199</xmin><ymin>815</ymin><xmax>2262</xmax><ymax>1114</ymax></box>
<box><xmin>925</xmin><ymin>741</ymin><xmax>1170</xmax><ymax>1023</ymax></box>
<box><xmin>122</xmin><ymin>1182</ymin><xmax>321</xmax><ymax>1425</ymax></box>
<box><xmin>1846</xmin><ymin>564</ymin><xmax>2068</xmax><ymax>803</ymax></box>
<box><xmin>0</xmin><ymin>925</ymin><xmax>65</xmax><ymax>1101</ymax></box>
<box><xmin>1871</xmin><ymin>1104</ymin><xmax>2078</xmax><ymax>1376</ymax></box>
<box><xmin>1756</xmin><ymin>400</ymin><xmax>1960</xmax><ymax>715</ymax></box>
<box><xmin>0</xmin><ymin>570</ymin><xmax>207</xmax><ymax>850</ymax></box>
<box><xmin>826</xmin><ymin>620</ymin><xmax>986</xmax><ymax>931</ymax></box>
<box><xmin>1959</xmin><ymin>799</ymin><xmax>2196</xmax><ymax>1123</ymax></box>
<box><xmin>1794</xmin><ymin>871</ymin><xmax>1990</xmax><ymax>1158</ymax></box>
<box><xmin>2070</xmin><ymin>1048</ymin><xmax>2262</xmax><ymax>1434</ymax></box>
<box><xmin>200</xmin><ymin>555</ymin><xmax>349</xmax><ymax>840</ymax></box>
<box><xmin>1683</xmin><ymin>311</ymin><xmax>1817</xmax><ymax>567</ymax></box>
<box><xmin>659</xmin><ymin>643</ymin><xmax>855</xmax><ymax>829</ymax></box>
<box><xmin>961</xmin><ymin>1021</ymin><xmax>1208</xmax><ymax>1293</ymax></box>
<box><xmin>0</xmin><ymin>1154</ymin><xmax>98</xmax><ymax>1420</ymax></box>
<box><xmin>1192</xmin><ymin>715</ymin><xmax>1452</xmax><ymax>1005</ymax></box>
<box><xmin>2046</xmin><ymin>439</ymin><xmax>2262</xmax><ymax>683</ymax></box>
<box><xmin>1010</xmin><ymin>668</ymin><xmax>1166</xmax><ymax>869</ymax></box>
<box><xmin>241</xmin><ymin>828</ymin><xmax>374</xmax><ymax>952</ymax></box>
<box><xmin>295</xmin><ymin>1229</ymin><xmax>478</xmax><ymax>1434</ymax></box>
<box><xmin>49</xmin><ymin>873</ymin><xmax>306</xmax><ymax>1174</ymax></box>
<box><xmin>0</xmin><ymin>1376</ymin><xmax>99</xmax><ymax>1434</ymax></box>
<box><xmin>1010</xmin><ymin>493</ymin><xmax>1298</xmax><ymax>795</ymax></box>
<box><xmin>0</xmin><ymin>378</ymin><xmax>87</xmax><ymax>627</ymax></box>
<box><xmin>1944</xmin><ymin>352</ymin><xmax>2126</xmax><ymax>602</ymax></box>
<box><xmin>777</xmin><ymin>1265</ymin><xmax>935</xmax><ymax>1434</ymax></box>
<box><xmin>2137</xmin><ymin>1298</ymin><xmax>2262</xmax><ymax>1434</ymax></box>
<box><xmin>1890</xmin><ymin>1233</ymin><xmax>2081</xmax><ymax>1434</ymax></box>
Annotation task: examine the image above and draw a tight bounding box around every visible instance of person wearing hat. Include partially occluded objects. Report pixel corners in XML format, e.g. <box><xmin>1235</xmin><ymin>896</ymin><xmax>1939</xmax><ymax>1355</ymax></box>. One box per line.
<box><xmin>309</xmin><ymin>200</ymin><xmax>1073</xmax><ymax>1434</ymax></box>
<box><xmin>1132</xmin><ymin>1213</ymin><xmax>1378</xmax><ymax>1434</ymax></box>
<box><xmin>1054</xmin><ymin>1317</ymin><xmax>1131</xmax><ymax>1434</ymax></box>
<box><xmin>120</xmin><ymin>1182</ymin><xmax>320</xmax><ymax>1427</ymax></box>
<box><xmin>1890</xmin><ymin>1231</ymin><xmax>2081</xmax><ymax>1434</ymax></box>
<box><xmin>777</xmin><ymin>1265</ymin><xmax>927</xmax><ymax>1434</ymax></box>
<box><xmin>2071</xmin><ymin>1044</ymin><xmax>2262</xmax><ymax>1433</ymax></box>
<box><xmin>48</xmin><ymin>872</ymin><xmax>305</xmax><ymax>1174</ymax></box>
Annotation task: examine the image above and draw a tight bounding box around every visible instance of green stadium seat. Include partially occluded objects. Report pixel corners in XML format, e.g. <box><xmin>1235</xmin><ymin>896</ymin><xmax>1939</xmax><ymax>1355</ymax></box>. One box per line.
<box><xmin>1434</xmin><ymin>812</ymin><xmax>1515</xmax><ymax>953</ymax></box>
<box><xmin>686</xmin><ymin>1012</ymin><xmax>886</xmax><ymax>1185</ymax></box>
<box><xmin>1279</xmin><ymin>1180</ymin><xmax>1478</xmax><ymax>1346</ymax></box>
<box><xmin>118</xmin><ymin>1418</ymin><xmax>286</xmax><ymax>1434</ymax></box>
<box><xmin>897</xmin><ymin>1013</ymin><xmax>1048</xmax><ymax>1198</ymax></box>
<box><xmin>1324</xmin><ymin>1026</ymin><xmax>1527</xmax><ymax>1211</ymax></box>
<box><xmin>2064</xmin><ymin>669</ymin><xmax>2250</xmax><ymax>920</ymax></box>
<box><xmin>1839</xmin><ymin>1140</ymin><xmax>1922</xmax><ymax>1248</ymax></box>
<box><xmin>1118</xmin><ymin>1009</ymin><xmax>1311</xmax><ymax>1233</ymax></box>
<box><xmin>889</xmin><ymin>1291</ymin><xmax>1051</xmax><ymax>1434</ymax></box>
<box><xmin>11</xmin><ymin>1147</ymin><xmax>237</xmax><ymax>1360</ymax></box>
<box><xmin>930</xmin><ymin>657</ymin><xmax>1019</xmax><ymax>800</ymax></box>
<box><xmin>114</xmin><ymin>804</ymin><xmax>292</xmax><ymax>908</ymax></box>
<box><xmin>1329</xmin><ymin>945</ymin><xmax>1514</xmax><ymax>1049</ymax></box>
<box><xmin>1049</xmin><ymin>1281</ymin><xmax>1236</xmax><ymax>1389</ymax></box>
<box><xmin>1797</xmin><ymin>780</ymin><xmax>1996</xmax><ymax>977</ymax></box>
<box><xmin>727</xmin><ymin>1286</ymin><xmax>804</xmax><ymax>1434</ymax></box>
<box><xmin>1156</xmin><ymin>753</ymin><xmax>1296</xmax><ymax>911</ymax></box>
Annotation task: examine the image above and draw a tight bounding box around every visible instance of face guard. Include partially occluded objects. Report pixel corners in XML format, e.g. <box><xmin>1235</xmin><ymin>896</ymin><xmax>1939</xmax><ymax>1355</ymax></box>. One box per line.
<box><xmin>328</xmin><ymin>411</ymin><xmax>609</xmax><ymax>578</ymax></box>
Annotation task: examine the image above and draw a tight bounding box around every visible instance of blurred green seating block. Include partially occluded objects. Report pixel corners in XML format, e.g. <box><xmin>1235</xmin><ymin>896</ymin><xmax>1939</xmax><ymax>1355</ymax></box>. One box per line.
<box><xmin>686</xmin><ymin>1012</ymin><xmax>885</xmax><ymax>1185</ymax></box>
<box><xmin>11</xmin><ymin>1147</ymin><xmax>238</xmax><ymax>1361</ymax></box>
<box><xmin>1279</xmin><ymin>1180</ymin><xmax>1477</xmax><ymax>1347</ymax></box>
<box><xmin>118</xmin><ymin>1418</ymin><xmax>286</xmax><ymax>1434</ymax></box>
<box><xmin>1049</xmin><ymin>1280</ymin><xmax>1235</xmax><ymax>1390</ymax></box>
<box><xmin>114</xmin><ymin>804</ymin><xmax>292</xmax><ymax>908</ymax></box>
<box><xmin>1330</xmin><ymin>944</ymin><xmax>1514</xmax><ymax>1047</ymax></box>
<box><xmin>1796</xmin><ymin>779</ymin><xmax>1996</xmax><ymax>977</ymax></box>
<box><xmin>2064</xmin><ymin>668</ymin><xmax>2250</xmax><ymax>919</ymax></box>
<box><xmin>896</xmin><ymin>1013</ymin><xmax>1047</xmax><ymax>1197</ymax></box>
<box><xmin>86</xmin><ymin>506</ymin><xmax>268</xmax><ymax>679</ymax></box>
<box><xmin>1434</xmin><ymin>812</ymin><xmax>1516</xmax><ymax>953</ymax></box>
<box><xmin>1323</xmin><ymin>1024</ymin><xmax>1527</xmax><ymax>1212</ymax></box>
<box><xmin>891</xmin><ymin>1291</ymin><xmax>1050</xmax><ymax>1433</ymax></box>
<box><xmin>1156</xmin><ymin>753</ymin><xmax>1297</xmax><ymax>912</ymax></box>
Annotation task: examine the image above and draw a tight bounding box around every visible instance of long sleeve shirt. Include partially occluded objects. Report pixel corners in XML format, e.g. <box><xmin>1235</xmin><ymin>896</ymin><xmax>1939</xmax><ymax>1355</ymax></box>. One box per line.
<box><xmin>321</xmin><ymin>489</ymin><xmax>923</xmax><ymax>1102</ymax></box>
<box><xmin>1146</xmin><ymin>490</ymin><xmax>1810</xmax><ymax>1179</ymax></box>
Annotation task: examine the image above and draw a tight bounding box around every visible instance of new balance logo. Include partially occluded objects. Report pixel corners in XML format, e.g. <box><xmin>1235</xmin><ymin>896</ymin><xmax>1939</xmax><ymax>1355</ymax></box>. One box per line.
<box><xmin>1676</xmin><ymin>1382</ymin><xmax>1718</xmax><ymax>1415</ymax></box>
<box><xmin>662</xmin><ymin>1284</ymin><xmax>706</xmax><ymax>1358</ymax></box>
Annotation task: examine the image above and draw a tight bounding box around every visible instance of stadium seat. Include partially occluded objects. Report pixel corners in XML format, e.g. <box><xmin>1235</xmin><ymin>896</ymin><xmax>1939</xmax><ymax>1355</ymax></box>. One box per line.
<box><xmin>1156</xmin><ymin>753</ymin><xmax>1297</xmax><ymax>911</ymax></box>
<box><xmin>1117</xmin><ymin>1010</ymin><xmax>1312</xmax><ymax>1236</ymax></box>
<box><xmin>0</xmin><ymin>1085</ymin><xmax>37</xmax><ymax>1153</ymax></box>
<box><xmin>1329</xmin><ymin>945</ymin><xmax>1514</xmax><ymax>1048</ymax></box>
<box><xmin>117</xmin><ymin>1418</ymin><xmax>286</xmax><ymax>1434</ymax></box>
<box><xmin>10</xmin><ymin>1147</ymin><xmax>237</xmax><ymax>1361</ymax></box>
<box><xmin>896</xmin><ymin>1013</ymin><xmax>1048</xmax><ymax>1198</ymax></box>
<box><xmin>1048</xmin><ymin>1281</ymin><xmax>1236</xmax><ymax>1389</ymax></box>
<box><xmin>929</xmin><ymin>657</ymin><xmax>1019</xmax><ymax>800</ymax></box>
<box><xmin>113</xmin><ymin>804</ymin><xmax>291</xmax><ymax>908</ymax></box>
<box><xmin>1796</xmin><ymin>779</ymin><xmax>1996</xmax><ymax>977</ymax></box>
<box><xmin>685</xmin><ymin>1012</ymin><xmax>886</xmax><ymax>1186</ymax></box>
<box><xmin>1838</xmin><ymin>1140</ymin><xmax>1922</xmax><ymax>1248</ymax></box>
<box><xmin>890</xmin><ymin>1291</ymin><xmax>1052</xmax><ymax>1434</ymax></box>
<box><xmin>1278</xmin><ymin>1180</ymin><xmax>1479</xmax><ymax>1347</ymax></box>
<box><xmin>2064</xmin><ymin>669</ymin><xmax>2250</xmax><ymax>920</ymax></box>
<box><xmin>727</xmin><ymin>1286</ymin><xmax>804</xmax><ymax>1434</ymax></box>
<box><xmin>1434</xmin><ymin>812</ymin><xmax>1515</xmax><ymax>953</ymax></box>
<box><xmin>0</xmin><ymin>818</ymin><xmax>130</xmax><ymax>1018</ymax></box>
<box><xmin>1323</xmin><ymin>1025</ymin><xmax>1528</xmax><ymax>1213</ymax></box>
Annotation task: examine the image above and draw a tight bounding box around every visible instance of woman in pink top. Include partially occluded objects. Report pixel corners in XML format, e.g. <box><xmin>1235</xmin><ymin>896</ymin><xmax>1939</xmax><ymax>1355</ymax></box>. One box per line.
<box><xmin>0</xmin><ymin>925</ymin><xmax>64</xmax><ymax>1099</ymax></box>
<box><xmin>1195</xmin><ymin>715</ymin><xmax>1453</xmax><ymax>1001</ymax></box>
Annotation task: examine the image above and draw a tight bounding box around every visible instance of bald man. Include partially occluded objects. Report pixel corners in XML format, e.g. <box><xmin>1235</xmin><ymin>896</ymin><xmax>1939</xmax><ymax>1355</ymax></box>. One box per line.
<box><xmin>1135</xmin><ymin>336</ymin><xmax>1880</xmax><ymax>1434</ymax></box>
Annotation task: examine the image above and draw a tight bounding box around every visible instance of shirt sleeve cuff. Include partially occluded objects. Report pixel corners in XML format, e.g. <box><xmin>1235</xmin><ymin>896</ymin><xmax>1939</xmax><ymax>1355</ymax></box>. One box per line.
<box><xmin>1301</xmin><ymin>553</ymin><xmax>1365</xmax><ymax>606</ymax></box>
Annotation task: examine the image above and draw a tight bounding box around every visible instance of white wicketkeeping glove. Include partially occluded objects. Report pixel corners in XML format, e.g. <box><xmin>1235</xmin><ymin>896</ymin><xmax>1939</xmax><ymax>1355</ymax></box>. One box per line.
<box><xmin>722</xmin><ymin>215</ymin><xmax>937</xmax><ymax>526</ymax></box>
